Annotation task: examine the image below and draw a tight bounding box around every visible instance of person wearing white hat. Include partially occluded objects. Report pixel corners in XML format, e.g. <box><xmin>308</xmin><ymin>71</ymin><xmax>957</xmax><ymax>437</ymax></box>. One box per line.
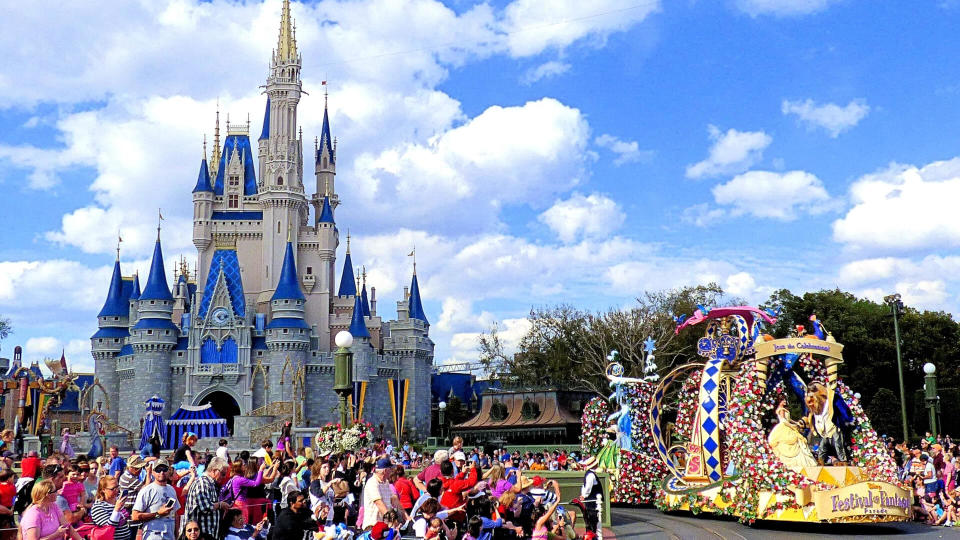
<box><xmin>575</xmin><ymin>456</ymin><xmax>603</xmax><ymax>537</ymax></box>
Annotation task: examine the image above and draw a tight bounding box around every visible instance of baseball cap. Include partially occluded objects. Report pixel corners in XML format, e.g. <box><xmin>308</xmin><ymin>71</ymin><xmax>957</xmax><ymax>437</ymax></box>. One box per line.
<box><xmin>532</xmin><ymin>476</ymin><xmax>545</xmax><ymax>488</ymax></box>
<box><xmin>375</xmin><ymin>457</ymin><xmax>392</xmax><ymax>470</ymax></box>
<box><xmin>453</xmin><ymin>451</ymin><xmax>467</xmax><ymax>461</ymax></box>
<box><xmin>153</xmin><ymin>458</ymin><xmax>170</xmax><ymax>472</ymax></box>
<box><xmin>128</xmin><ymin>456</ymin><xmax>147</xmax><ymax>469</ymax></box>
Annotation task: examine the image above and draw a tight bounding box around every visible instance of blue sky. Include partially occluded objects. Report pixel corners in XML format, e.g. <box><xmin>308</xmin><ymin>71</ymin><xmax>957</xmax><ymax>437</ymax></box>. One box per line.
<box><xmin>3</xmin><ymin>0</ymin><xmax>960</xmax><ymax>371</ymax></box>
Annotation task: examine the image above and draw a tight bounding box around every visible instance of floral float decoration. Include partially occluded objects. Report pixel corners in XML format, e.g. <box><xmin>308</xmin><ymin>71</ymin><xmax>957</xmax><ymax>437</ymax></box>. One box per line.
<box><xmin>648</xmin><ymin>306</ymin><xmax>911</xmax><ymax>524</ymax></box>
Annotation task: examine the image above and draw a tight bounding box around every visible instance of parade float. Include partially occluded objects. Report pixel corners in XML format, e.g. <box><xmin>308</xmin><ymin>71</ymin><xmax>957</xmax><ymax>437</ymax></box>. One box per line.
<box><xmin>580</xmin><ymin>341</ymin><xmax>668</xmax><ymax>504</ymax></box>
<box><xmin>646</xmin><ymin>306</ymin><xmax>911</xmax><ymax>524</ymax></box>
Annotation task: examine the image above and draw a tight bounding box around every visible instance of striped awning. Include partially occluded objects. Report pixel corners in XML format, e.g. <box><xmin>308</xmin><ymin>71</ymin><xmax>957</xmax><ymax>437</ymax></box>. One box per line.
<box><xmin>165</xmin><ymin>404</ymin><xmax>227</xmax><ymax>449</ymax></box>
<box><xmin>139</xmin><ymin>395</ymin><xmax>166</xmax><ymax>451</ymax></box>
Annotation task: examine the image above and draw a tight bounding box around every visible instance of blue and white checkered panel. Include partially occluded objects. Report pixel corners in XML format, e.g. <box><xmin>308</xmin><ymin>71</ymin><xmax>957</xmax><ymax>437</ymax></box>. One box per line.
<box><xmin>732</xmin><ymin>315</ymin><xmax>749</xmax><ymax>358</ymax></box>
<box><xmin>699</xmin><ymin>357</ymin><xmax>724</xmax><ymax>482</ymax></box>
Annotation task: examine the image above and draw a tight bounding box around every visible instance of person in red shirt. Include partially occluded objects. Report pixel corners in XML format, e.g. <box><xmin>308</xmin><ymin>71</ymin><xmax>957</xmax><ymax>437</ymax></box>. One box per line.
<box><xmin>392</xmin><ymin>465</ymin><xmax>419</xmax><ymax>514</ymax></box>
<box><xmin>20</xmin><ymin>450</ymin><xmax>41</xmax><ymax>480</ymax></box>
<box><xmin>0</xmin><ymin>470</ymin><xmax>14</xmax><ymax>539</ymax></box>
<box><xmin>439</xmin><ymin>459</ymin><xmax>478</xmax><ymax>523</ymax></box>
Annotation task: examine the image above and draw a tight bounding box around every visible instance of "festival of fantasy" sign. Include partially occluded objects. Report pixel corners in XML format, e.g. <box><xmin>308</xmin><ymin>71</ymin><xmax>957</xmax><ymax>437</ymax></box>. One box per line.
<box><xmin>812</xmin><ymin>481</ymin><xmax>912</xmax><ymax>520</ymax></box>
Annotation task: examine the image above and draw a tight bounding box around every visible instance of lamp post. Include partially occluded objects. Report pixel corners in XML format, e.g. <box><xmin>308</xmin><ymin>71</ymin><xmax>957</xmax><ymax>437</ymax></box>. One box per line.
<box><xmin>924</xmin><ymin>362</ymin><xmax>938</xmax><ymax>438</ymax></box>
<box><xmin>884</xmin><ymin>293</ymin><xmax>909</xmax><ymax>442</ymax></box>
<box><xmin>438</xmin><ymin>401</ymin><xmax>447</xmax><ymax>445</ymax></box>
<box><xmin>333</xmin><ymin>331</ymin><xmax>354</xmax><ymax>428</ymax></box>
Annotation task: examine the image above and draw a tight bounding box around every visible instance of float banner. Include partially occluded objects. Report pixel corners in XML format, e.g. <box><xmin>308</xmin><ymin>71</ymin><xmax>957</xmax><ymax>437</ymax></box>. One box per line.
<box><xmin>754</xmin><ymin>338</ymin><xmax>844</xmax><ymax>361</ymax></box>
<box><xmin>813</xmin><ymin>481</ymin><xmax>911</xmax><ymax>520</ymax></box>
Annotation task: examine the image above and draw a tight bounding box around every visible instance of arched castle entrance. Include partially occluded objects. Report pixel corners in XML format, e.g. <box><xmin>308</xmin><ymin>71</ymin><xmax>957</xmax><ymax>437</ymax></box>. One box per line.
<box><xmin>196</xmin><ymin>390</ymin><xmax>241</xmax><ymax>436</ymax></box>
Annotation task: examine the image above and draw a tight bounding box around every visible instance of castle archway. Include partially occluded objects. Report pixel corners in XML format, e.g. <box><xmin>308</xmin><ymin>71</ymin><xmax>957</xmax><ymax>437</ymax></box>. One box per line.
<box><xmin>196</xmin><ymin>390</ymin><xmax>241</xmax><ymax>436</ymax></box>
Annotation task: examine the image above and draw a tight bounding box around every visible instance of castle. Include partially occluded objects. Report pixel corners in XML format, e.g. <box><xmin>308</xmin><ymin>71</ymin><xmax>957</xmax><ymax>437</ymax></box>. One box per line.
<box><xmin>90</xmin><ymin>0</ymin><xmax>434</xmax><ymax>443</ymax></box>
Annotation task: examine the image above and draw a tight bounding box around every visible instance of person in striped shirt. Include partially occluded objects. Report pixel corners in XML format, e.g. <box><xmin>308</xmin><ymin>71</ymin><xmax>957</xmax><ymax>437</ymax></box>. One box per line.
<box><xmin>90</xmin><ymin>475</ymin><xmax>132</xmax><ymax>540</ymax></box>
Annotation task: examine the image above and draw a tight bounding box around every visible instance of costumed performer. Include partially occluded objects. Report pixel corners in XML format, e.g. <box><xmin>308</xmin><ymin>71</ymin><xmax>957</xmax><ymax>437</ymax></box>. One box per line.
<box><xmin>767</xmin><ymin>400</ymin><xmax>817</xmax><ymax>473</ymax></box>
<box><xmin>60</xmin><ymin>427</ymin><xmax>76</xmax><ymax>459</ymax></box>
<box><xmin>593</xmin><ymin>428</ymin><xmax>621</xmax><ymax>472</ymax></box>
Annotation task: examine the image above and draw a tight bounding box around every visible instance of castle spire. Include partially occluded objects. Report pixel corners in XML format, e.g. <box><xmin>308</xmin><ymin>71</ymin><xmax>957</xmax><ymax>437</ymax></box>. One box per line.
<box><xmin>97</xmin><ymin>259</ymin><xmax>126</xmax><ymax>318</ymax></box>
<box><xmin>408</xmin><ymin>267</ymin><xmax>428</xmax><ymax>324</ymax></box>
<box><xmin>318</xmin><ymin>196</ymin><xmax>334</xmax><ymax>223</ymax></box>
<box><xmin>349</xmin><ymin>290</ymin><xmax>370</xmax><ymax>339</ymax></box>
<box><xmin>139</xmin><ymin>234</ymin><xmax>173</xmax><ymax>302</ymax></box>
<box><xmin>276</xmin><ymin>0</ymin><xmax>298</xmax><ymax>65</ymax></box>
<box><xmin>259</xmin><ymin>97</ymin><xmax>270</xmax><ymax>141</ymax></box>
<box><xmin>192</xmin><ymin>147</ymin><xmax>212</xmax><ymax>193</ymax></box>
<box><xmin>360</xmin><ymin>267</ymin><xmax>371</xmax><ymax>317</ymax></box>
<box><xmin>130</xmin><ymin>272</ymin><xmax>141</xmax><ymax>301</ymax></box>
<box><xmin>337</xmin><ymin>232</ymin><xmax>356</xmax><ymax>297</ymax></box>
<box><xmin>271</xmin><ymin>239</ymin><xmax>305</xmax><ymax>301</ymax></box>
<box><xmin>210</xmin><ymin>104</ymin><xmax>222</xmax><ymax>179</ymax></box>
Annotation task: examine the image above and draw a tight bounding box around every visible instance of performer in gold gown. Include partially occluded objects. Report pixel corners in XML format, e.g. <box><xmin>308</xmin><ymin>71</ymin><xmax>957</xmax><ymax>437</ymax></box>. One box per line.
<box><xmin>768</xmin><ymin>400</ymin><xmax>817</xmax><ymax>473</ymax></box>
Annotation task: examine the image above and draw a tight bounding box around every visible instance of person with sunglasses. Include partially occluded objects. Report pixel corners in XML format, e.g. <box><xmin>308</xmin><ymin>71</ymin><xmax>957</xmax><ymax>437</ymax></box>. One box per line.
<box><xmin>132</xmin><ymin>460</ymin><xmax>180</xmax><ymax>540</ymax></box>
<box><xmin>175</xmin><ymin>520</ymin><xmax>215</xmax><ymax>540</ymax></box>
<box><xmin>90</xmin><ymin>476</ymin><xmax>131</xmax><ymax>540</ymax></box>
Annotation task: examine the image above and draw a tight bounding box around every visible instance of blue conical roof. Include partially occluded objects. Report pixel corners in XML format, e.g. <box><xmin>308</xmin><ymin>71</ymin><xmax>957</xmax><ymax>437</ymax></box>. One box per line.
<box><xmin>192</xmin><ymin>157</ymin><xmax>212</xmax><ymax>193</ymax></box>
<box><xmin>317</xmin><ymin>105</ymin><xmax>334</xmax><ymax>165</ymax></box>
<box><xmin>349</xmin><ymin>293</ymin><xmax>370</xmax><ymax>339</ymax></box>
<box><xmin>139</xmin><ymin>238</ymin><xmax>173</xmax><ymax>301</ymax></box>
<box><xmin>361</xmin><ymin>283</ymin><xmax>371</xmax><ymax>317</ymax></box>
<box><xmin>129</xmin><ymin>274</ymin><xmax>141</xmax><ymax>301</ymax></box>
<box><xmin>98</xmin><ymin>260</ymin><xmax>127</xmax><ymax>317</ymax></box>
<box><xmin>318</xmin><ymin>196</ymin><xmax>334</xmax><ymax>224</ymax></box>
<box><xmin>337</xmin><ymin>252</ymin><xmax>356</xmax><ymax>297</ymax></box>
<box><xmin>259</xmin><ymin>97</ymin><xmax>270</xmax><ymax>141</ymax></box>
<box><xmin>408</xmin><ymin>272</ymin><xmax>428</xmax><ymax>323</ymax></box>
<box><xmin>272</xmin><ymin>241</ymin><xmax>305</xmax><ymax>301</ymax></box>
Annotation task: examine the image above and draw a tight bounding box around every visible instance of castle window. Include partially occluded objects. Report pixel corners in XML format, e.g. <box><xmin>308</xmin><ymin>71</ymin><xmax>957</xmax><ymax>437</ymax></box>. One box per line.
<box><xmin>306</xmin><ymin>266</ymin><xmax>312</xmax><ymax>275</ymax></box>
<box><xmin>322</xmin><ymin>157</ymin><xmax>327</xmax><ymax>168</ymax></box>
<box><xmin>165</xmin><ymin>330</ymin><xmax>170</xmax><ymax>335</ymax></box>
<box><xmin>284</xmin><ymin>300</ymin><xmax>289</xmax><ymax>304</ymax></box>
<box><xmin>283</xmin><ymin>329</ymin><xmax>288</xmax><ymax>334</ymax></box>
<box><xmin>147</xmin><ymin>330</ymin><xmax>153</xmax><ymax>335</ymax></box>
<box><xmin>114</xmin><ymin>317</ymin><xmax>119</xmax><ymax>321</ymax></box>
<box><xmin>277</xmin><ymin>177</ymin><xmax>284</xmax><ymax>186</ymax></box>
<box><xmin>229</xmin><ymin>175</ymin><xmax>239</xmax><ymax>186</ymax></box>
<box><xmin>228</xmin><ymin>195</ymin><xmax>239</xmax><ymax>208</ymax></box>
<box><xmin>277</xmin><ymin>221</ymin><xmax>281</xmax><ymax>234</ymax></box>
<box><xmin>114</xmin><ymin>339</ymin><xmax>119</xmax><ymax>343</ymax></box>
<box><xmin>178</xmin><ymin>353</ymin><xmax>183</xmax><ymax>357</ymax></box>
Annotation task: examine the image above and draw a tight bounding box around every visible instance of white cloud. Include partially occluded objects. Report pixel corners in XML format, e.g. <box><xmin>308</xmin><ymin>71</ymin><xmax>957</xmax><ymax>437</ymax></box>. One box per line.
<box><xmin>521</xmin><ymin>61</ymin><xmax>571</xmax><ymax>85</ymax></box>
<box><xmin>833</xmin><ymin>159</ymin><xmax>960</xmax><ymax>252</ymax></box>
<box><xmin>836</xmin><ymin>257</ymin><xmax>915</xmax><ymax>286</ymax></box>
<box><xmin>501</xmin><ymin>0</ymin><xmax>661</xmax><ymax>57</ymax></box>
<box><xmin>710</xmin><ymin>170</ymin><xmax>831</xmax><ymax>220</ymax></box>
<box><xmin>595</xmin><ymin>134</ymin><xmax>653</xmax><ymax>165</ymax></box>
<box><xmin>896</xmin><ymin>280</ymin><xmax>949</xmax><ymax>309</ymax></box>
<box><xmin>782</xmin><ymin>98</ymin><xmax>870</xmax><ymax>137</ymax></box>
<box><xmin>685</xmin><ymin>125</ymin><xmax>772</xmax><ymax>179</ymax></box>
<box><xmin>735</xmin><ymin>0</ymin><xmax>836</xmax><ymax>17</ymax></box>
<box><xmin>538</xmin><ymin>192</ymin><xmax>625</xmax><ymax>243</ymax></box>
<box><xmin>353</xmin><ymin>98</ymin><xmax>590</xmax><ymax>233</ymax></box>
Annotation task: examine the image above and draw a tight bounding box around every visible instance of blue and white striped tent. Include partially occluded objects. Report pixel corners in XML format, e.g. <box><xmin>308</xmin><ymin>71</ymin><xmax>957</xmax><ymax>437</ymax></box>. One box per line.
<box><xmin>139</xmin><ymin>395</ymin><xmax>166</xmax><ymax>452</ymax></box>
<box><xmin>165</xmin><ymin>404</ymin><xmax>227</xmax><ymax>449</ymax></box>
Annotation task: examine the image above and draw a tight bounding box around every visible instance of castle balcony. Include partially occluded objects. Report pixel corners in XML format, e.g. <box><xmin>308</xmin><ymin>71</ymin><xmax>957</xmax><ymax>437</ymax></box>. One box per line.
<box><xmin>194</xmin><ymin>363</ymin><xmax>241</xmax><ymax>376</ymax></box>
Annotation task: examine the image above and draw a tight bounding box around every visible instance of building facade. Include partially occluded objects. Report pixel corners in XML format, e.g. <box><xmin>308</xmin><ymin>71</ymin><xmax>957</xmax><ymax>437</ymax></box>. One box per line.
<box><xmin>90</xmin><ymin>0</ymin><xmax>434</xmax><ymax>443</ymax></box>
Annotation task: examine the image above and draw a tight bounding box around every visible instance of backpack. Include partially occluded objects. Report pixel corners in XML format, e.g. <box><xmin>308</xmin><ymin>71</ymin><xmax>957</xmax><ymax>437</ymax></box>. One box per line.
<box><xmin>218</xmin><ymin>476</ymin><xmax>236</xmax><ymax>505</ymax></box>
<box><xmin>13</xmin><ymin>478</ymin><xmax>34</xmax><ymax>515</ymax></box>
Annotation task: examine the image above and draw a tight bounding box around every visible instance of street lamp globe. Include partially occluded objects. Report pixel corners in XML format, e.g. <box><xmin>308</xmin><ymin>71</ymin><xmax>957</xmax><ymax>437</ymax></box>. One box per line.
<box><xmin>438</xmin><ymin>401</ymin><xmax>447</xmax><ymax>410</ymax></box>
<box><xmin>924</xmin><ymin>362</ymin><xmax>936</xmax><ymax>375</ymax></box>
<box><xmin>335</xmin><ymin>331</ymin><xmax>354</xmax><ymax>348</ymax></box>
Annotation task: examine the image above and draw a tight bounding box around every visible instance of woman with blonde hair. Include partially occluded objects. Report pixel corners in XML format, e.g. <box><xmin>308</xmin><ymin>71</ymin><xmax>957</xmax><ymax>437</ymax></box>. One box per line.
<box><xmin>89</xmin><ymin>475</ymin><xmax>131</xmax><ymax>540</ymax></box>
<box><xmin>19</xmin><ymin>479</ymin><xmax>83</xmax><ymax>540</ymax></box>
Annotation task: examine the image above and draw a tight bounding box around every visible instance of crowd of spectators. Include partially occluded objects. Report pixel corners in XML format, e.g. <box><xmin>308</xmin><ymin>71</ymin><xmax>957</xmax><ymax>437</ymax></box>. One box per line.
<box><xmin>0</xmin><ymin>429</ymin><xmax>602</xmax><ymax>540</ymax></box>
<box><xmin>887</xmin><ymin>432</ymin><xmax>960</xmax><ymax>527</ymax></box>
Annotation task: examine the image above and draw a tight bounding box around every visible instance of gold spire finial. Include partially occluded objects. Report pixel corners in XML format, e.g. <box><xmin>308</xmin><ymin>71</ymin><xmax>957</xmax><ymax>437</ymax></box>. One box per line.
<box><xmin>287</xmin><ymin>222</ymin><xmax>292</xmax><ymax>243</ymax></box>
<box><xmin>203</xmin><ymin>134</ymin><xmax>207</xmax><ymax>161</ymax></box>
<box><xmin>210</xmin><ymin>103</ymin><xmax>222</xmax><ymax>178</ymax></box>
<box><xmin>277</xmin><ymin>0</ymin><xmax>298</xmax><ymax>64</ymax></box>
<box><xmin>356</xmin><ymin>269</ymin><xmax>361</xmax><ymax>293</ymax></box>
<box><xmin>362</xmin><ymin>265</ymin><xmax>366</xmax><ymax>287</ymax></box>
<box><xmin>157</xmin><ymin>209</ymin><xmax>164</xmax><ymax>240</ymax></box>
<box><xmin>116</xmin><ymin>231</ymin><xmax>122</xmax><ymax>261</ymax></box>
<box><xmin>346</xmin><ymin>230</ymin><xmax>351</xmax><ymax>254</ymax></box>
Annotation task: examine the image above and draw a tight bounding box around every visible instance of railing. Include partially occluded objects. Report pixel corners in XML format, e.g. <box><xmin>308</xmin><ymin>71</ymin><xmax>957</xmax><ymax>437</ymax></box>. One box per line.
<box><xmin>249</xmin><ymin>401</ymin><xmax>293</xmax><ymax>417</ymax></box>
<box><xmin>250</xmin><ymin>417</ymin><xmax>291</xmax><ymax>445</ymax></box>
<box><xmin>102</xmin><ymin>420</ymin><xmax>136</xmax><ymax>447</ymax></box>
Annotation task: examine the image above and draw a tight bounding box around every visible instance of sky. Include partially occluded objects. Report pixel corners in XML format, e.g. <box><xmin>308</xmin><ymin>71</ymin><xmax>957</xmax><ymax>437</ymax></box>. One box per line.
<box><xmin>3</xmin><ymin>0</ymin><xmax>960</xmax><ymax>372</ymax></box>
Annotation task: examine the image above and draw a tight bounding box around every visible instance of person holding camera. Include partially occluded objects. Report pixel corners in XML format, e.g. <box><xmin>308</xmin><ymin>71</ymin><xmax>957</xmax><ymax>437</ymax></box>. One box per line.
<box><xmin>90</xmin><ymin>476</ymin><xmax>132</xmax><ymax>540</ymax></box>
<box><xmin>132</xmin><ymin>460</ymin><xmax>180</xmax><ymax>540</ymax></box>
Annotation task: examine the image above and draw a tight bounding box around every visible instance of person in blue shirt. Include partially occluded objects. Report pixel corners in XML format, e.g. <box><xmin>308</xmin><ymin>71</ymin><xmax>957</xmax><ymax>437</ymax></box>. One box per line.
<box><xmin>107</xmin><ymin>446</ymin><xmax>127</xmax><ymax>478</ymax></box>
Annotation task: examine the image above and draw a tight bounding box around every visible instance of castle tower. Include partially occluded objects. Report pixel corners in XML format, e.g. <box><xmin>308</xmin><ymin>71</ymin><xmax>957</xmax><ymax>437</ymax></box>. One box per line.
<box><xmin>311</xmin><ymin>96</ymin><xmax>338</xmax><ymax>218</ymax></box>
<box><xmin>265</xmin><ymin>239</ymin><xmax>310</xmax><ymax>404</ymax></box>
<box><xmin>192</xmin><ymin>148</ymin><xmax>214</xmax><ymax>280</ymax></box>
<box><xmin>124</xmin><ymin>233</ymin><xmax>177</xmax><ymax>432</ymax></box>
<box><xmin>128</xmin><ymin>273</ymin><xmax>141</xmax><ymax>325</ymax></box>
<box><xmin>90</xmin><ymin>256</ymin><xmax>128</xmax><ymax>424</ymax></box>
<box><xmin>259</xmin><ymin>0</ymin><xmax>308</xmax><ymax>293</ymax></box>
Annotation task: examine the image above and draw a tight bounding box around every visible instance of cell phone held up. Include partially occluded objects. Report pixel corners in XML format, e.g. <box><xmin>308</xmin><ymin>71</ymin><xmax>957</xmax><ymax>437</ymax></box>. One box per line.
<box><xmin>164</xmin><ymin>498</ymin><xmax>176</xmax><ymax>509</ymax></box>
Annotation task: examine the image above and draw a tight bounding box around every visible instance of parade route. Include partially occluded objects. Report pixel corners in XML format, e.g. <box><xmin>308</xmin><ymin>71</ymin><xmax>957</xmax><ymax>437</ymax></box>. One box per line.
<box><xmin>611</xmin><ymin>507</ymin><xmax>949</xmax><ymax>539</ymax></box>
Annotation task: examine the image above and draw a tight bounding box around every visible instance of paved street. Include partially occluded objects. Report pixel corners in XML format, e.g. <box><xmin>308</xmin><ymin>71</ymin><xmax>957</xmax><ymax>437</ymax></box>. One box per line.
<box><xmin>611</xmin><ymin>506</ymin><xmax>952</xmax><ymax>539</ymax></box>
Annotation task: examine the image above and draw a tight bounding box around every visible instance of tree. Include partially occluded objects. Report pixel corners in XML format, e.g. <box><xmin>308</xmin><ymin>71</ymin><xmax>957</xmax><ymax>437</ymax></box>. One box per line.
<box><xmin>0</xmin><ymin>316</ymin><xmax>10</xmax><ymax>350</ymax></box>
<box><xmin>477</xmin><ymin>284</ymin><xmax>739</xmax><ymax>395</ymax></box>
<box><xmin>866</xmin><ymin>388</ymin><xmax>902</xmax><ymax>439</ymax></box>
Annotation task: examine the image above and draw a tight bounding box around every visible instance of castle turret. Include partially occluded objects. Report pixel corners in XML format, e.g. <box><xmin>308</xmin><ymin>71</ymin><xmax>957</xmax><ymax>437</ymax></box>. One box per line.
<box><xmin>312</xmin><ymin>96</ymin><xmax>338</xmax><ymax>220</ymax></box>
<box><xmin>265</xmin><ymin>238</ymin><xmax>310</xmax><ymax>403</ymax></box>
<box><xmin>125</xmin><ymin>232</ymin><xmax>177</xmax><ymax>432</ymax></box>
<box><xmin>128</xmin><ymin>273</ymin><xmax>141</xmax><ymax>323</ymax></box>
<box><xmin>90</xmin><ymin>256</ymin><xmax>128</xmax><ymax>424</ymax></box>
<box><xmin>193</xmin><ymin>145</ymin><xmax>214</xmax><ymax>278</ymax></box>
